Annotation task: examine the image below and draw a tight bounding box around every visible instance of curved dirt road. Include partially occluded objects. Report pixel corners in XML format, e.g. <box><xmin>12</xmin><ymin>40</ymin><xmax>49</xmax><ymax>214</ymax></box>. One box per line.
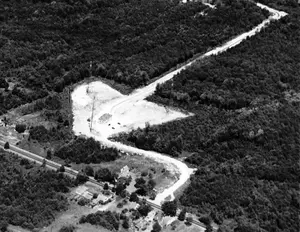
<box><xmin>73</xmin><ymin>3</ymin><xmax>287</xmax><ymax>205</ymax></box>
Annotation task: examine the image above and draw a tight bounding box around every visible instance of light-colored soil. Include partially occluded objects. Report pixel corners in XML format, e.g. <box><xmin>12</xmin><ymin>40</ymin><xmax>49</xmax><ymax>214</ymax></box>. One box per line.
<box><xmin>72</xmin><ymin>81</ymin><xmax>190</xmax><ymax>139</ymax></box>
<box><xmin>71</xmin><ymin>2</ymin><xmax>287</xmax><ymax>206</ymax></box>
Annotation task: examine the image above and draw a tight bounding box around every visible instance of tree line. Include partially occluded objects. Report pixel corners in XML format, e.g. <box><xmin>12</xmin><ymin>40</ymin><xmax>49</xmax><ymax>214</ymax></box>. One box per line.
<box><xmin>114</xmin><ymin>3</ymin><xmax>300</xmax><ymax>231</ymax></box>
<box><xmin>55</xmin><ymin>137</ymin><xmax>119</xmax><ymax>164</ymax></box>
<box><xmin>0</xmin><ymin>0</ymin><xmax>268</xmax><ymax>114</ymax></box>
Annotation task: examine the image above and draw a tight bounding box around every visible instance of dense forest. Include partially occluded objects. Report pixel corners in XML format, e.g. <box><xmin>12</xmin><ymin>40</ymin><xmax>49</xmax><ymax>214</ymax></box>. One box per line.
<box><xmin>0</xmin><ymin>150</ymin><xmax>75</xmax><ymax>231</ymax></box>
<box><xmin>55</xmin><ymin>137</ymin><xmax>119</xmax><ymax>163</ymax></box>
<box><xmin>114</xmin><ymin>1</ymin><xmax>300</xmax><ymax>231</ymax></box>
<box><xmin>0</xmin><ymin>0</ymin><xmax>268</xmax><ymax>114</ymax></box>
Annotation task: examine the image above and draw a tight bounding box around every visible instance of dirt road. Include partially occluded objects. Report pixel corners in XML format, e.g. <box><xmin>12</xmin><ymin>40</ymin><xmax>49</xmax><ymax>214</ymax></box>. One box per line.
<box><xmin>79</xmin><ymin>2</ymin><xmax>287</xmax><ymax>205</ymax></box>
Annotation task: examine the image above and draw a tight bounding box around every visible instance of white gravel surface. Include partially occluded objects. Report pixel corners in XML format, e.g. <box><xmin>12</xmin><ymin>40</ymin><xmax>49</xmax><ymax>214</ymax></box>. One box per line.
<box><xmin>71</xmin><ymin>3</ymin><xmax>287</xmax><ymax>205</ymax></box>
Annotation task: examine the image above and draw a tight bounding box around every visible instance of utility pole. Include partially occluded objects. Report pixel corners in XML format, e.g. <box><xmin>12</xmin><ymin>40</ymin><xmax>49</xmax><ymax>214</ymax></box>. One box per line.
<box><xmin>90</xmin><ymin>96</ymin><xmax>96</xmax><ymax>132</ymax></box>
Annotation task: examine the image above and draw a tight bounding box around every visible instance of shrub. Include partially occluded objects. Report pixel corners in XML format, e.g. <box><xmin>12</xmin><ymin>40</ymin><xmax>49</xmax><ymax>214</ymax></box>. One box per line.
<box><xmin>129</xmin><ymin>192</ymin><xmax>139</xmax><ymax>203</ymax></box>
<box><xmin>75</xmin><ymin>172</ymin><xmax>89</xmax><ymax>185</ymax></box>
<box><xmin>78</xmin><ymin>198</ymin><xmax>89</xmax><ymax>206</ymax></box>
<box><xmin>178</xmin><ymin>208</ymin><xmax>186</xmax><ymax>221</ymax></box>
<box><xmin>59</xmin><ymin>225</ymin><xmax>75</xmax><ymax>232</ymax></box>
<box><xmin>4</xmin><ymin>142</ymin><xmax>9</xmax><ymax>149</ymax></box>
<box><xmin>122</xmin><ymin>218</ymin><xmax>130</xmax><ymax>229</ymax></box>
<box><xmin>79</xmin><ymin>211</ymin><xmax>120</xmax><ymax>231</ymax></box>
<box><xmin>85</xmin><ymin>165</ymin><xmax>94</xmax><ymax>177</ymax></box>
<box><xmin>161</xmin><ymin>200</ymin><xmax>177</xmax><ymax>217</ymax></box>
<box><xmin>151</xmin><ymin>221</ymin><xmax>162</xmax><ymax>232</ymax></box>
<box><xmin>58</xmin><ymin>165</ymin><xmax>65</xmax><ymax>172</ymax></box>
<box><xmin>199</xmin><ymin>216</ymin><xmax>211</xmax><ymax>226</ymax></box>
<box><xmin>20</xmin><ymin>158</ymin><xmax>30</xmax><ymax>166</ymax></box>
<box><xmin>46</xmin><ymin>150</ymin><xmax>52</xmax><ymax>159</ymax></box>
<box><xmin>137</xmin><ymin>203</ymin><xmax>152</xmax><ymax>217</ymax></box>
<box><xmin>185</xmin><ymin>217</ymin><xmax>193</xmax><ymax>226</ymax></box>
<box><xmin>15</xmin><ymin>124</ymin><xmax>26</xmax><ymax>133</ymax></box>
<box><xmin>103</xmin><ymin>183</ymin><xmax>109</xmax><ymax>190</ymax></box>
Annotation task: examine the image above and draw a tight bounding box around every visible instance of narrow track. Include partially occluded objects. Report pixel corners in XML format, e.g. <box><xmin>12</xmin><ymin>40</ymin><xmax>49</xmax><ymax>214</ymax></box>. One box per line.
<box><xmin>0</xmin><ymin>140</ymin><xmax>103</xmax><ymax>187</ymax></box>
<box><xmin>0</xmin><ymin>2</ymin><xmax>288</xmax><ymax>231</ymax></box>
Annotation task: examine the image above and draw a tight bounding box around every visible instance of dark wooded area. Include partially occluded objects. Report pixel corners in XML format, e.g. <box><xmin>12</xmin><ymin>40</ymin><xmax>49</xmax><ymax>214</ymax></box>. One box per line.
<box><xmin>114</xmin><ymin>1</ymin><xmax>300</xmax><ymax>231</ymax></box>
<box><xmin>0</xmin><ymin>0</ymin><xmax>268</xmax><ymax>114</ymax></box>
<box><xmin>0</xmin><ymin>150</ymin><xmax>75</xmax><ymax>231</ymax></box>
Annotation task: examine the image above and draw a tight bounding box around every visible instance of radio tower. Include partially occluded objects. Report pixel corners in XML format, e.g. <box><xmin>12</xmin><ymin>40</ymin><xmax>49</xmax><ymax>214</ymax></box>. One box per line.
<box><xmin>90</xmin><ymin>96</ymin><xmax>96</xmax><ymax>132</ymax></box>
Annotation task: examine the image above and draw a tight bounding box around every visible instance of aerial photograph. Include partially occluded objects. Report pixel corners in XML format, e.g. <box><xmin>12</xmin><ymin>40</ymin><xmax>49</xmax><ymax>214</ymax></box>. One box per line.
<box><xmin>0</xmin><ymin>0</ymin><xmax>299</xmax><ymax>231</ymax></box>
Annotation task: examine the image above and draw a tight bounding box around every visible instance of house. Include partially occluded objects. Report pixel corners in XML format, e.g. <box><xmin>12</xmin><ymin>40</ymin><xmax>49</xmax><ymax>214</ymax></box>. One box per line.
<box><xmin>119</xmin><ymin>165</ymin><xmax>130</xmax><ymax>178</ymax></box>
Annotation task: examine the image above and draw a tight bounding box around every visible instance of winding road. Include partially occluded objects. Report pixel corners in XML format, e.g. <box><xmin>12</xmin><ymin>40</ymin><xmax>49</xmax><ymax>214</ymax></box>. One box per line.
<box><xmin>0</xmin><ymin>2</ymin><xmax>287</xmax><ymax>231</ymax></box>
<box><xmin>87</xmin><ymin>2</ymin><xmax>287</xmax><ymax>205</ymax></box>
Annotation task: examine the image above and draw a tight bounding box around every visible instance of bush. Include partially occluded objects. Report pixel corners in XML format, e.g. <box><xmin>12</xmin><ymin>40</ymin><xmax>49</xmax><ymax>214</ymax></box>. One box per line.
<box><xmin>80</xmin><ymin>211</ymin><xmax>120</xmax><ymax>231</ymax></box>
<box><xmin>20</xmin><ymin>158</ymin><xmax>30</xmax><ymax>166</ymax></box>
<box><xmin>55</xmin><ymin>137</ymin><xmax>119</xmax><ymax>164</ymax></box>
<box><xmin>4</xmin><ymin>142</ymin><xmax>9</xmax><ymax>149</ymax></box>
<box><xmin>185</xmin><ymin>217</ymin><xmax>193</xmax><ymax>226</ymax></box>
<box><xmin>129</xmin><ymin>192</ymin><xmax>139</xmax><ymax>203</ymax></box>
<box><xmin>199</xmin><ymin>216</ymin><xmax>211</xmax><ymax>226</ymax></box>
<box><xmin>122</xmin><ymin>218</ymin><xmax>130</xmax><ymax>229</ymax></box>
<box><xmin>0</xmin><ymin>221</ymin><xmax>8</xmax><ymax>232</ymax></box>
<box><xmin>58</xmin><ymin>165</ymin><xmax>65</xmax><ymax>172</ymax></box>
<box><xmin>15</xmin><ymin>124</ymin><xmax>26</xmax><ymax>133</ymax></box>
<box><xmin>95</xmin><ymin>168</ymin><xmax>115</xmax><ymax>183</ymax></box>
<box><xmin>178</xmin><ymin>208</ymin><xmax>186</xmax><ymax>221</ymax></box>
<box><xmin>75</xmin><ymin>172</ymin><xmax>89</xmax><ymax>185</ymax></box>
<box><xmin>103</xmin><ymin>183</ymin><xmax>109</xmax><ymax>190</ymax></box>
<box><xmin>59</xmin><ymin>225</ymin><xmax>75</xmax><ymax>232</ymax></box>
<box><xmin>84</xmin><ymin>165</ymin><xmax>94</xmax><ymax>177</ymax></box>
<box><xmin>151</xmin><ymin>221</ymin><xmax>162</xmax><ymax>232</ymax></box>
<box><xmin>46</xmin><ymin>150</ymin><xmax>52</xmax><ymax>159</ymax></box>
<box><xmin>161</xmin><ymin>201</ymin><xmax>177</xmax><ymax>217</ymax></box>
<box><xmin>78</xmin><ymin>198</ymin><xmax>89</xmax><ymax>206</ymax></box>
<box><xmin>137</xmin><ymin>203</ymin><xmax>152</xmax><ymax>217</ymax></box>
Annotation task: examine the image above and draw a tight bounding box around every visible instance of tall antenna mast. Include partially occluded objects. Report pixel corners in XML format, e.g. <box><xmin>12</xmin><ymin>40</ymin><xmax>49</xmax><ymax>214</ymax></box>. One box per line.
<box><xmin>90</xmin><ymin>96</ymin><xmax>96</xmax><ymax>132</ymax></box>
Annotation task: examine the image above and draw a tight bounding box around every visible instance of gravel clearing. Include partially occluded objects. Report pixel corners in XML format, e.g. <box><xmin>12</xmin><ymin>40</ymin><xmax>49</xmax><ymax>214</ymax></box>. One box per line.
<box><xmin>71</xmin><ymin>2</ymin><xmax>287</xmax><ymax>205</ymax></box>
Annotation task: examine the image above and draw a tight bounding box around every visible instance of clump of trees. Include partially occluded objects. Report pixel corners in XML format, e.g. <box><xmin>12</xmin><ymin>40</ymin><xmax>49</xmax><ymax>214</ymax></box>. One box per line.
<box><xmin>161</xmin><ymin>201</ymin><xmax>178</xmax><ymax>217</ymax></box>
<box><xmin>129</xmin><ymin>192</ymin><xmax>139</xmax><ymax>203</ymax></box>
<box><xmin>134</xmin><ymin>176</ymin><xmax>157</xmax><ymax>197</ymax></box>
<box><xmin>79</xmin><ymin>211</ymin><xmax>120</xmax><ymax>231</ymax></box>
<box><xmin>59</xmin><ymin>225</ymin><xmax>76</xmax><ymax>232</ymax></box>
<box><xmin>55</xmin><ymin>137</ymin><xmax>119</xmax><ymax>164</ymax></box>
<box><xmin>84</xmin><ymin>165</ymin><xmax>94</xmax><ymax>177</ymax></box>
<box><xmin>178</xmin><ymin>208</ymin><xmax>187</xmax><ymax>221</ymax></box>
<box><xmin>137</xmin><ymin>202</ymin><xmax>153</xmax><ymax>217</ymax></box>
<box><xmin>0</xmin><ymin>151</ymin><xmax>75</xmax><ymax>230</ymax></box>
<box><xmin>152</xmin><ymin>221</ymin><xmax>162</xmax><ymax>232</ymax></box>
<box><xmin>75</xmin><ymin>172</ymin><xmax>89</xmax><ymax>185</ymax></box>
<box><xmin>116</xmin><ymin>127</ymin><xmax>183</xmax><ymax>157</ymax></box>
<box><xmin>29</xmin><ymin>125</ymin><xmax>70</xmax><ymax>142</ymax></box>
<box><xmin>4</xmin><ymin>142</ymin><xmax>9</xmax><ymax>149</ymax></box>
<box><xmin>15</xmin><ymin>124</ymin><xmax>26</xmax><ymax>133</ymax></box>
<box><xmin>94</xmin><ymin>167</ymin><xmax>115</xmax><ymax>183</ymax></box>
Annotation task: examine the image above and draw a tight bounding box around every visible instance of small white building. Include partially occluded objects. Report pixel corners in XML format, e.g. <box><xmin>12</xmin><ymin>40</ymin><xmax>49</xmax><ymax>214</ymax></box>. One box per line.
<box><xmin>119</xmin><ymin>165</ymin><xmax>130</xmax><ymax>178</ymax></box>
